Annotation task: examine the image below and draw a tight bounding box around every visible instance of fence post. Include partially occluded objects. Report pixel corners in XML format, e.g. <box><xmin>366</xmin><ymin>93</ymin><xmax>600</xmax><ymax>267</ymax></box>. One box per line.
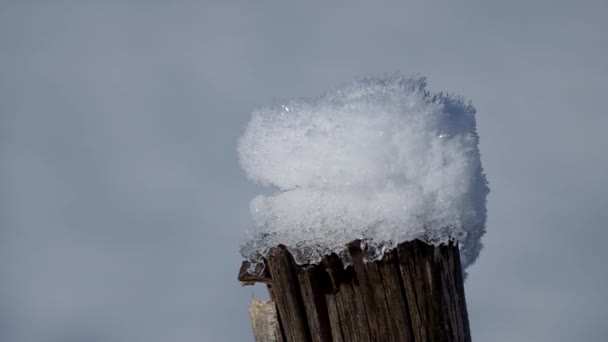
<box><xmin>239</xmin><ymin>239</ymin><xmax>471</xmax><ymax>342</ymax></box>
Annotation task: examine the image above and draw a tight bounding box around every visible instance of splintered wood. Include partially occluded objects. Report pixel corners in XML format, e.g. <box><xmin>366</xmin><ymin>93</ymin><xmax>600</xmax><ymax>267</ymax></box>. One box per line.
<box><xmin>240</xmin><ymin>240</ymin><xmax>471</xmax><ymax>342</ymax></box>
<box><xmin>249</xmin><ymin>300</ymin><xmax>284</xmax><ymax>342</ymax></box>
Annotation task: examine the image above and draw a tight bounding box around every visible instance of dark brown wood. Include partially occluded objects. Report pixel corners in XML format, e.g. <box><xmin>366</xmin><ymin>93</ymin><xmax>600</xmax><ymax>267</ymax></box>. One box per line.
<box><xmin>397</xmin><ymin>240</ymin><xmax>437</xmax><ymax>342</ymax></box>
<box><xmin>266</xmin><ymin>246</ymin><xmax>311</xmax><ymax>342</ymax></box>
<box><xmin>350</xmin><ymin>282</ymin><xmax>372</xmax><ymax>342</ymax></box>
<box><xmin>239</xmin><ymin>260</ymin><xmax>272</xmax><ymax>285</ymax></box>
<box><xmin>336</xmin><ymin>282</ymin><xmax>357</xmax><ymax>342</ymax></box>
<box><xmin>297</xmin><ymin>266</ymin><xmax>333</xmax><ymax>342</ymax></box>
<box><xmin>325</xmin><ymin>293</ymin><xmax>343</xmax><ymax>342</ymax></box>
<box><xmin>240</xmin><ymin>240</ymin><xmax>471</xmax><ymax>342</ymax></box>
<box><xmin>397</xmin><ymin>240</ymin><xmax>471</xmax><ymax>342</ymax></box>
<box><xmin>377</xmin><ymin>249</ymin><xmax>414</xmax><ymax>341</ymax></box>
<box><xmin>348</xmin><ymin>241</ymin><xmax>392</xmax><ymax>341</ymax></box>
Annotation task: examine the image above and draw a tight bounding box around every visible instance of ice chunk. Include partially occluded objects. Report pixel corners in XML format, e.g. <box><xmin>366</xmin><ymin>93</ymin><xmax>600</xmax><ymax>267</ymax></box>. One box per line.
<box><xmin>238</xmin><ymin>75</ymin><xmax>489</xmax><ymax>268</ymax></box>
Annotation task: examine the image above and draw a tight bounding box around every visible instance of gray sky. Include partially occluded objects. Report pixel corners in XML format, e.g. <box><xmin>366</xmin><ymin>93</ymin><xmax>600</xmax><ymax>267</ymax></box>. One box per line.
<box><xmin>1</xmin><ymin>1</ymin><xmax>607</xmax><ymax>341</ymax></box>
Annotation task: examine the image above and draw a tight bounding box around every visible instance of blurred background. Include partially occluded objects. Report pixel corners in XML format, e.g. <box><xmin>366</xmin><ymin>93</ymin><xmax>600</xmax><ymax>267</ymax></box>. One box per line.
<box><xmin>1</xmin><ymin>1</ymin><xmax>607</xmax><ymax>341</ymax></box>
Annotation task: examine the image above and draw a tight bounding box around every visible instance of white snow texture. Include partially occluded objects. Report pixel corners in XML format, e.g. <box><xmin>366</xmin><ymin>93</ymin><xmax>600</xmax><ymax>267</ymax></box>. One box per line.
<box><xmin>238</xmin><ymin>76</ymin><xmax>489</xmax><ymax>269</ymax></box>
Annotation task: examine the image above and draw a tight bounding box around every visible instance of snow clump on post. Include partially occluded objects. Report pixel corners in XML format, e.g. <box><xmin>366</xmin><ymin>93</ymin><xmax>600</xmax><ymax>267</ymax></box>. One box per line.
<box><xmin>238</xmin><ymin>75</ymin><xmax>489</xmax><ymax>269</ymax></box>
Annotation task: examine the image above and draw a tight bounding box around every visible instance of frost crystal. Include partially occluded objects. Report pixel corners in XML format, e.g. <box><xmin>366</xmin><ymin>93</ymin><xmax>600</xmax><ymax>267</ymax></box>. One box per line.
<box><xmin>238</xmin><ymin>76</ymin><xmax>489</xmax><ymax>268</ymax></box>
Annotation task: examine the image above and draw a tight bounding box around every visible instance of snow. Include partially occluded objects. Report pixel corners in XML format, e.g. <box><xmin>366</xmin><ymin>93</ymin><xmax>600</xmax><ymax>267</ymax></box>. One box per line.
<box><xmin>238</xmin><ymin>75</ymin><xmax>489</xmax><ymax>269</ymax></box>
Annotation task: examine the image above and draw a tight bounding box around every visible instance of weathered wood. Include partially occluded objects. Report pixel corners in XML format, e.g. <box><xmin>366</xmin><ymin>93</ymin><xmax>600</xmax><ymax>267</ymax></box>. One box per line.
<box><xmin>433</xmin><ymin>242</ymin><xmax>471</xmax><ymax>342</ymax></box>
<box><xmin>266</xmin><ymin>246</ymin><xmax>311</xmax><ymax>342</ymax></box>
<box><xmin>397</xmin><ymin>240</ymin><xmax>471</xmax><ymax>342</ymax></box>
<box><xmin>350</xmin><ymin>282</ymin><xmax>371</xmax><ymax>342</ymax></box>
<box><xmin>325</xmin><ymin>293</ymin><xmax>343</xmax><ymax>342</ymax></box>
<box><xmin>248</xmin><ymin>300</ymin><xmax>284</xmax><ymax>342</ymax></box>
<box><xmin>398</xmin><ymin>240</ymin><xmax>437</xmax><ymax>341</ymax></box>
<box><xmin>336</xmin><ymin>282</ymin><xmax>357</xmax><ymax>342</ymax></box>
<box><xmin>324</xmin><ymin>252</ymin><xmax>371</xmax><ymax>342</ymax></box>
<box><xmin>297</xmin><ymin>266</ymin><xmax>333</xmax><ymax>341</ymax></box>
<box><xmin>240</xmin><ymin>240</ymin><xmax>471</xmax><ymax>342</ymax></box>
<box><xmin>348</xmin><ymin>241</ymin><xmax>392</xmax><ymax>341</ymax></box>
<box><xmin>451</xmin><ymin>244</ymin><xmax>471</xmax><ymax>341</ymax></box>
<box><xmin>377</xmin><ymin>249</ymin><xmax>414</xmax><ymax>341</ymax></box>
<box><xmin>239</xmin><ymin>260</ymin><xmax>272</xmax><ymax>286</ymax></box>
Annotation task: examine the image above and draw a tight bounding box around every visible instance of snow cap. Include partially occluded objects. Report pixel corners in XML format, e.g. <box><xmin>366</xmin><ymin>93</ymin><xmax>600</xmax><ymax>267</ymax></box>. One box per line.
<box><xmin>239</xmin><ymin>75</ymin><xmax>489</xmax><ymax>268</ymax></box>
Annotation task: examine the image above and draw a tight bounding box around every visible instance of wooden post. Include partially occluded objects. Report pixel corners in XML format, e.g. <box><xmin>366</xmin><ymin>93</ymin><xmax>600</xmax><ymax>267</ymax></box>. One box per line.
<box><xmin>239</xmin><ymin>239</ymin><xmax>471</xmax><ymax>342</ymax></box>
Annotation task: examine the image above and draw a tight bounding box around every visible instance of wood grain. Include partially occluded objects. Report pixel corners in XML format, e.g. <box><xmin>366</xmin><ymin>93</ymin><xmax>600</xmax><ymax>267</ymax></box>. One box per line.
<box><xmin>240</xmin><ymin>240</ymin><xmax>471</xmax><ymax>342</ymax></box>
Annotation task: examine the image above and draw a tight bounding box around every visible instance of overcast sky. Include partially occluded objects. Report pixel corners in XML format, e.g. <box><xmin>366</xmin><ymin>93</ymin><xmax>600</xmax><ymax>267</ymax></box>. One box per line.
<box><xmin>1</xmin><ymin>1</ymin><xmax>607</xmax><ymax>341</ymax></box>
